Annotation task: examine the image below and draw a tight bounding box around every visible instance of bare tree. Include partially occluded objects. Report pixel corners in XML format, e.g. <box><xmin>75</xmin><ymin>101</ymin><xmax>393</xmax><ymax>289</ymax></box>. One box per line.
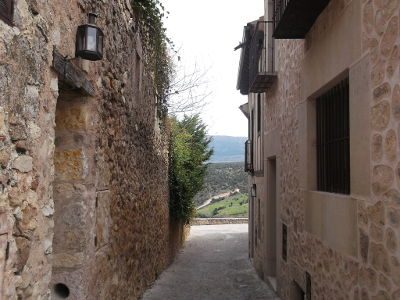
<box><xmin>167</xmin><ymin>57</ymin><xmax>212</xmax><ymax>115</ymax></box>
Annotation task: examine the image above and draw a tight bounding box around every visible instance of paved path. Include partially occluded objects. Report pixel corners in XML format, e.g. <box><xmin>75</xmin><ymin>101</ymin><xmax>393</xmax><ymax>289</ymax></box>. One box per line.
<box><xmin>142</xmin><ymin>224</ymin><xmax>279</xmax><ymax>300</ymax></box>
<box><xmin>196</xmin><ymin>191</ymin><xmax>232</xmax><ymax>209</ymax></box>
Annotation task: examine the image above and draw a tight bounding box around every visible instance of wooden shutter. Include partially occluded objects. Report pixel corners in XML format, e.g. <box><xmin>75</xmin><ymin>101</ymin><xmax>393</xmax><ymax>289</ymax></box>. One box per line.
<box><xmin>0</xmin><ymin>0</ymin><xmax>13</xmax><ymax>26</ymax></box>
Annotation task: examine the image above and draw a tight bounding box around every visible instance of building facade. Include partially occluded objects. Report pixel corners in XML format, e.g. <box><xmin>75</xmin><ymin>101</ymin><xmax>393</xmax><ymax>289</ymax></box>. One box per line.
<box><xmin>0</xmin><ymin>1</ymin><xmax>184</xmax><ymax>299</ymax></box>
<box><xmin>237</xmin><ymin>0</ymin><xmax>400</xmax><ymax>299</ymax></box>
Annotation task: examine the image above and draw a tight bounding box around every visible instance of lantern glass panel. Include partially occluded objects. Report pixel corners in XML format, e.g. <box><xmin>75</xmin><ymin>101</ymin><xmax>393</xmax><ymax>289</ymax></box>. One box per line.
<box><xmin>76</xmin><ymin>27</ymin><xmax>85</xmax><ymax>52</ymax></box>
<box><xmin>86</xmin><ymin>27</ymin><xmax>97</xmax><ymax>51</ymax></box>
<box><xmin>98</xmin><ymin>33</ymin><xmax>103</xmax><ymax>55</ymax></box>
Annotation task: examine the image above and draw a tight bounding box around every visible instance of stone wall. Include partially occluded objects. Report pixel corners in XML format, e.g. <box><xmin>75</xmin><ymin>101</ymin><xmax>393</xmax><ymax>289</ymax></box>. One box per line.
<box><xmin>0</xmin><ymin>0</ymin><xmax>180</xmax><ymax>299</ymax></box>
<box><xmin>191</xmin><ymin>218</ymin><xmax>248</xmax><ymax>225</ymax></box>
<box><xmin>250</xmin><ymin>0</ymin><xmax>400</xmax><ymax>299</ymax></box>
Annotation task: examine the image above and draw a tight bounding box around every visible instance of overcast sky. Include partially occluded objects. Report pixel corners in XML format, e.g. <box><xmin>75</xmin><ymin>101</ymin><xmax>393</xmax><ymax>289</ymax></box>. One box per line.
<box><xmin>164</xmin><ymin>0</ymin><xmax>264</xmax><ymax>137</ymax></box>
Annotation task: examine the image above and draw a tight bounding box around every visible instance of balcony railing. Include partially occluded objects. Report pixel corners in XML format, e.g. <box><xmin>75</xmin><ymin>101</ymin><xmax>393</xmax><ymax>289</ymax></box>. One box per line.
<box><xmin>248</xmin><ymin>22</ymin><xmax>276</xmax><ymax>93</ymax></box>
<box><xmin>245</xmin><ymin>140</ymin><xmax>253</xmax><ymax>173</ymax></box>
<box><xmin>273</xmin><ymin>0</ymin><xmax>330</xmax><ymax>39</ymax></box>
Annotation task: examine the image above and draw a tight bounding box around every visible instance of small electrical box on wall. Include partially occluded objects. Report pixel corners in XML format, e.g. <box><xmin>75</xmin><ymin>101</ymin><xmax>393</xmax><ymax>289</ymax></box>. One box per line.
<box><xmin>282</xmin><ymin>223</ymin><xmax>287</xmax><ymax>261</ymax></box>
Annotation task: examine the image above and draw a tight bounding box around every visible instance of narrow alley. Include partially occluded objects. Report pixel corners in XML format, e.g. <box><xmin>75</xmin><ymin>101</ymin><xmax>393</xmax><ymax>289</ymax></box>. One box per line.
<box><xmin>142</xmin><ymin>224</ymin><xmax>279</xmax><ymax>300</ymax></box>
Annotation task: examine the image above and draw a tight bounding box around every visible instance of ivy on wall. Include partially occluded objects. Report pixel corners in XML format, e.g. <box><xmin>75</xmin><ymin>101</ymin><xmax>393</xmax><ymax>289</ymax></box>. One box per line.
<box><xmin>132</xmin><ymin>1</ymin><xmax>213</xmax><ymax>223</ymax></box>
<box><xmin>132</xmin><ymin>0</ymin><xmax>173</xmax><ymax>118</ymax></box>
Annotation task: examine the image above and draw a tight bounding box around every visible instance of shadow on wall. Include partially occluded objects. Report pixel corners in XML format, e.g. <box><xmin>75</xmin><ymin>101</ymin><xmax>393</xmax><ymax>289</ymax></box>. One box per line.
<box><xmin>168</xmin><ymin>220</ymin><xmax>190</xmax><ymax>263</ymax></box>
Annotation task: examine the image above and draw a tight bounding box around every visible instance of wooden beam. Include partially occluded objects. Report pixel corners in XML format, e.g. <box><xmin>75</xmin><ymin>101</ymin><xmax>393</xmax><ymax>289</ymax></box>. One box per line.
<box><xmin>52</xmin><ymin>49</ymin><xmax>96</xmax><ymax>96</ymax></box>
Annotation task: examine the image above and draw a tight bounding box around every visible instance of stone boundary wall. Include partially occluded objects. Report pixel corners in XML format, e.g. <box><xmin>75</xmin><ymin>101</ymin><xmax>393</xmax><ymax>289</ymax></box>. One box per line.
<box><xmin>191</xmin><ymin>218</ymin><xmax>249</xmax><ymax>225</ymax></box>
<box><xmin>0</xmin><ymin>1</ymin><xmax>181</xmax><ymax>299</ymax></box>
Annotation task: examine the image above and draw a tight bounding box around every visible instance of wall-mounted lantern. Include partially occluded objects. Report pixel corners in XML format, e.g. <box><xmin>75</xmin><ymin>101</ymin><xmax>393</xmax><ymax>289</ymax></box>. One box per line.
<box><xmin>76</xmin><ymin>13</ymin><xmax>104</xmax><ymax>61</ymax></box>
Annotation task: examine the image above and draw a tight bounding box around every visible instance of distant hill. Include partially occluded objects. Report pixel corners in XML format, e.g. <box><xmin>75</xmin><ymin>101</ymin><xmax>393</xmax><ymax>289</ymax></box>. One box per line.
<box><xmin>209</xmin><ymin>135</ymin><xmax>247</xmax><ymax>163</ymax></box>
<box><xmin>194</xmin><ymin>162</ymin><xmax>247</xmax><ymax>206</ymax></box>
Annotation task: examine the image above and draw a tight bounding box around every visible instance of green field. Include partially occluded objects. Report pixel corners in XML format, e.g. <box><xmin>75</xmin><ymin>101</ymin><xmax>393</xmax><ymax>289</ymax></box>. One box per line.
<box><xmin>193</xmin><ymin>162</ymin><xmax>247</xmax><ymax>207</ymax></box>
<box><xmin>196</xmin><ymin>193</ymin><xmax>249</xmax><ymax>218</ymax></box>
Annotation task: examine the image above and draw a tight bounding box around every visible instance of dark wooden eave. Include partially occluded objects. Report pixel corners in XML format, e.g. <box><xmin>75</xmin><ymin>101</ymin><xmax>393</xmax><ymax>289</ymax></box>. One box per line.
<box><xmin>273</xmin><ymin>0</ymin><xmax>330</xmax><ymax>39</ymax></box>
<box><xmin>237</xmin><ymin>25</ymin><xmax>252</xmax><ymax>95</ymax></box>
<box><xmin>52</xmin><ymin>49</ymin><xmax>96</xmax><ymax>96</ymax></box>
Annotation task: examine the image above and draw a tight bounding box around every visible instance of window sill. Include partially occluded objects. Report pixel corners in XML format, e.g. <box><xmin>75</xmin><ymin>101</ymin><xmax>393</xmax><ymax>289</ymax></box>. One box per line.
<box><xmin>304</xmin><ymin>190</ymin><xmax>357</xmax><ymax>257</ymax></box>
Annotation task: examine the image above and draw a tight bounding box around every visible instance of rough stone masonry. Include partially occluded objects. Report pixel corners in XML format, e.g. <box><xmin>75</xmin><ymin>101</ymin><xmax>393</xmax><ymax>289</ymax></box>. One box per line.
<box><xmin>0</xmin><ymin>0</ymin><xmax>182</xmax><ymax>299</ymax></box>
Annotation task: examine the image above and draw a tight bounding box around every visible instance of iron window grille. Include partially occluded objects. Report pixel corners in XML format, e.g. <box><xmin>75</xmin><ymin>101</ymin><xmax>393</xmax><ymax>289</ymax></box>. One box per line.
<box><xmin>282</xmin><ymin>223</ymin><xmax>287</xmax><ymax>261</ymax></box>
<box><xmin>316</xmin><ymin>77</ymin><xmax>350</xmax><ymax>194</ymax></box>
<box><xmin>0</xmin><ymin>0</ymin><xmax>13</xmax><ymax>26</ymax></box>
<box><xmin>306</xmin><ymin>272</ymin><xmax>312</xmax><ymax>300</ymax></box>
<box><xmin>257</xmin><ymin>198</ymin><xmax>261</xmax><ymax>240</ymax></box>
<box><xmin>245</xmin><ymin>140</ymin><xmax>253</xmax><ymax>173</ymax></box>
<box><xmin>257</xmin><ymin>94</ymin><xmax>262</xmax><ymax>135</ymax></box>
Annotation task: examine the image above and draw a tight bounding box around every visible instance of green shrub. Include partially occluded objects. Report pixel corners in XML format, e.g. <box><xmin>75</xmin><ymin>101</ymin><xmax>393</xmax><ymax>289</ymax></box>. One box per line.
<box><xmin>169</xmin><ymin>115</ymin><xmax>213</xmax><ymax>223</ymax></box>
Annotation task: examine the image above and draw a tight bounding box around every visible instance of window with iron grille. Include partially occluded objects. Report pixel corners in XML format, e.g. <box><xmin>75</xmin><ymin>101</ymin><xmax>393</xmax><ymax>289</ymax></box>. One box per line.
<box><xmin>251</xmin><ymin>109</ymin><xmax>254</xmax><ymax>141</ymax></box>
<box><xmin>0</xmin><ymin>0</ymin><xmax>13</xmax><ymax>26</ymax></box>
<box><xmin>316</xmin><ymin>77</ymin><xmax>350</xmax><ymax>194</ymax></box>
<box><xmin>257</xmin><ymin>198</ymin><xmax>261</xmax><ymax>240</ymax></box>
<box><xmin>306</xmin><ymin>272</ymin><xmax>312</xmax><ymax>300</ymax></box>
<box><xmin>282</xmin><ymin>223</ymin><xmax>287</xmax><ymax>261</ymax></box>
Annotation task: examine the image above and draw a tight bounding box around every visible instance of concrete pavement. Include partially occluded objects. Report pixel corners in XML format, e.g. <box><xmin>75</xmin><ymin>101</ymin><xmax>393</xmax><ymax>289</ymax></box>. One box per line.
<box><xmin>142</xmin><ymin>224</ymin><xmax>279</xmax><ymax>300</ymax></box>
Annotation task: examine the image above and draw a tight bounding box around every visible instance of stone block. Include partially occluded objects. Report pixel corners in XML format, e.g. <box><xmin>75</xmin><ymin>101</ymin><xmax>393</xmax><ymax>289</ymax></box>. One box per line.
<box><xmin>372</xmin><ymin>165</ymin><xmax>394</xmax><ymax>195</ymax></box>
<box><xmin>0</xmin><ymin>213</ymin><xmax>9</xmax><ymax>235</ymax></box>
<box><xmin>373</xmin><ymin>83</ymin><xmax>391</xmax><ymax>102</ymax></box>
<box><xmin>96</xmin><ymin>191</ymin><xmax>111</xmax><ymax>249</ymax></box>
<box><xmin>367</xmin><ymin>201</ymin><xmax>385</xmax><ymax>226</ymax></box>
<box><xmin>369</xmin><ymin>242</ymin><xmax>390</xmax><ymax>274</ymax></box>
<box><xmin>359</xmin><ymin>266</ymin><xmax>377</xmax><ymax>291</ymax></box>
<box><xmin>372</xmin><ymin>290</ymin><xmax>390</xmax><ymax>300</ymax></box>
<box><xmin>0</xmin><ymin>234</ymin><xmax>8</xmax><ymax>292</ymax></box>
<box><xmin>54</xmin><ymin>228</ymin><xmax>87</xmax><ymax>254</ymax></box>
<box><xmin>383</xmin><ymin>189</ymin><xmax>400</xmax><ymax>206</ymax></box>
<box><xmin>13</xmin><ymin>155</ymin><xmax>33</xmax><ymax>173</ymax></box>
<box><xmin>52</xmin><ymin>252</ymin><xmax>84</xmax><ymax>269</ymax></box>
<box><xmin>15</xmin><ymin>237</ymin><xmax>31</xmax><ymax>273</ymax></box>
<box><xmin>360</xmin><ymin>229</ymin><xmax>369</xmax><ymax>263</ymax></box>
<box><xmin>392</xmin><ymin>84</ymin><xmax>400</xmax><ymax>120</ymax></box>
<box><xmin>384</xmin><ymin>129</ymin><xmax>396</xmax><ymax>161</ymax></box>
<box><xmin>391</xmin><ymin>256</ymin><xmax>400</xmax><ymax>285</ymax></box>
<box><xmin>370</xmin><ymin>224</ymin><xmax>383</xmax><ymax>243</ymax></box>
<box><xmin>54</xmin><ymin>150</ymin><xmax>83</xmax><ymax>181</ymax></box>
<box><xmin>9</xmin><ymin>124</ymin><xmax>27</xmax><ymax>141</ymax></box>
<box><xmin>371</xmin><ymin>134</ymin><xmax>383</xmax><ymax>161</ymax></box>
<box><xmin>53</xmin><ymin>202</ymin><xmax>87</xmax><ymax>252</ymax></box>
<box><xmin>380</xmin><ymin>16</ymin><xmax>398</xmax><ymax>57</ymax></box>
<box><xmin>387</xmin><ymin>207</ymin><xmax>400</xmax><ymax>228</ymax></box>
<box><xmin>55</xmin><ymin>102</ymin><xmax>87</xmax><ymax>131</ymax></box>
<box><xmin>371</xmin><ymin>101</ymin><xmax>390</xmax><ymax>131</ymax></box>
<box><xmin>53</xmin><ymin>183</ymin><xmax>74</xmax><ymax>199</ymax></box>
<box><xmin>386</xmin><ymin>45</ymin><xmax>398</xmax><ymax>78</ymax></box>
<box><xmin>385</xmin><ymin>227</ymin><xmax>397</xmax><ymax>253</ymax></box>
<box><xmin>96</xmin><ymin>151</ymin><xmax>111</xmax><ymax>190</ymax></box>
